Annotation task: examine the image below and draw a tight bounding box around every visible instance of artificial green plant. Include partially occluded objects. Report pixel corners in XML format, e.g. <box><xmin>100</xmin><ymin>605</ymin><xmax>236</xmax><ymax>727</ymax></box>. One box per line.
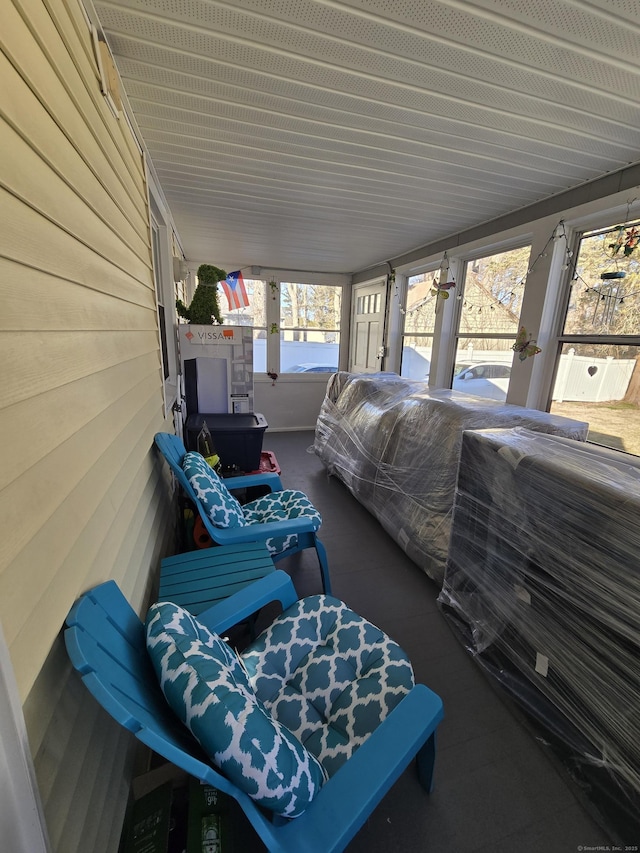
<box><xmin>176</xmin><ymin>264</ymin><xmax>227</xmax><ymax>325</ymax></box>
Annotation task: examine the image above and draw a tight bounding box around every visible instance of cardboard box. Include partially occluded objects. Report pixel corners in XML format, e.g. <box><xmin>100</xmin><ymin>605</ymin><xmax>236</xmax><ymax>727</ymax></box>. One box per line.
<box><xmin>121</xmin><ymin>780</ymin><xmax>173</xmax><ymax>853</ymax></box>
<box><xmin>186</xmin><ymin>778</ymin><xmax>230</xmax><ymax>853</ymax></box>
<box><xmin>124</xmin><ymin>766</ymin><xmax>230</xmax><ymax>853</ymax></box>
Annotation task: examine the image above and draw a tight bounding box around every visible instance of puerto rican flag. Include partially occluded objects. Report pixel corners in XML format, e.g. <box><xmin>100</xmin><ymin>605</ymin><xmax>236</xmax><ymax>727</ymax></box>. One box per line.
<box><xmin>222</xmin><ymin>270</ymin><xmax>250</xmax><ymax>310</ymax></box>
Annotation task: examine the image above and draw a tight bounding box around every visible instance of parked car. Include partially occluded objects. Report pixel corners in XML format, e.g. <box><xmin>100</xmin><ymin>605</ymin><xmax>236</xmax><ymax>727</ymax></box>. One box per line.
<box><xmin>452</xmin><ymin>362</ymin><xmax>511</xmax><ymax>401</ymax></box>
<box><xmin>287</xmin><ymin>363</ymin><xmax>338</xmax><ymax>373</ymax></box>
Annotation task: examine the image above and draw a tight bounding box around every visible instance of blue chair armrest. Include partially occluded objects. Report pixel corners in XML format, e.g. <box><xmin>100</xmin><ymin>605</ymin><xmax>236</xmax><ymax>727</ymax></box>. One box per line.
<box><xmin>196</xmin><ymin>570</ymin><xmax>299</xmax><ymax>634</ymax></box>
<box><xmin>277</xmin><ymin>684</ymin><xmax>444</xmax><ymax>853</ymax></box>
<box><xmin>225</xmin><ymin>472</ymin><xmax>284</xmax><ymax>491</ymax></box>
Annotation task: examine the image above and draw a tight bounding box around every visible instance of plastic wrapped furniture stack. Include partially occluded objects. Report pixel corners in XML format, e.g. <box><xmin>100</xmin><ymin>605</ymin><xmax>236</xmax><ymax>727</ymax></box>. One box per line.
<box><xmin>439</xmin><ymin>428</ymin><xmax>640</xmax><ymax>838</ymax></box>
<box><xmin>314</xmin><ymin>372</ymin><xmax>588</xmax><ymax>585</ymax></box>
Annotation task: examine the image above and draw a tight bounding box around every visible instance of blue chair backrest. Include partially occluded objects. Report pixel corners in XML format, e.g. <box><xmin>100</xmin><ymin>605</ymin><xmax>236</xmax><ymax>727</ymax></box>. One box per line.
<box><xmin>155</xmin><ymin>432</ymin><xmax>220</xmax><ymax>513</ymax></box>
<box><xmin>64</xmin><ymin>580</ymin><xmax>237</xmax><ymax>796</ymax></box>
<box><xmin>154</xmin><ymin>432</ymin><xmax>237</xmax><ymax>537</ymax></box>
<box><xmin>154</xmin><ymin>432</ymin><xmax>190</xmax><ymax>490</ymax></box>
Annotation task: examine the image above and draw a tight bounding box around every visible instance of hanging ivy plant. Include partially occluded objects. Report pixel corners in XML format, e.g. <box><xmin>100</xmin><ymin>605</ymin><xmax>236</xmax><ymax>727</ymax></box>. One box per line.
<box><xmin>176</xmin><ymin>264</ymin><xmax>226</xmax><ymax>324</ymax></box>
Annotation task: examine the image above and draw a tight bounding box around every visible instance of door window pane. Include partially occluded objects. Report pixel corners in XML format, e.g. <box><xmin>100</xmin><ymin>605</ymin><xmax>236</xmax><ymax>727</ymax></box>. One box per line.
<box><xmin>357</xmin><ymin>293</ymin><xmax>381</xmax><ymax>314</ymax></box>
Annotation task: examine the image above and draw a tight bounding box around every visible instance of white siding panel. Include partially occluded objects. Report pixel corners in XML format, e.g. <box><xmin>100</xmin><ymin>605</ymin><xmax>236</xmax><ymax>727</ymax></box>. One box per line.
<box><xmin>1</xmin><ymin>117</ymin><xmax>149</xmax><ymax>271</ymax></box>
<box><xmin>1</xmin><ymin>328</ymin><xmax>159</xmax><ymax>411</ymax></box>
<box><xmin>1</xmin><ymin>51</ymin><xmax>148</xmax><ymax>251</ymax></box>
<box><xmin>1</xmin><ymin>0</ymin><xmax>178</xmax><ymax>850</ymax></box>
<box><xmin>59</xmin><ymin>718</ymin><xmax>134</xmax><ymax>853</ymax></box>
<box><xmin>0</xmin><ymin>258</ymin><xmax>154</xmax><ymax>330</ymax></box>
<box><xmin>1</xmin><ymin>191</ymin><xmax>152</xmax><ymax>304</ymax></box>
<box><xmin>30</xmin><ymin>653</ymin><xmax>88</xmax><ymax>804</ymax></box>
<box><xmin>2</xmin><ymin>384</ymin><xmax>165</xmax><ymax>662</ymax></box>
<box><xmin>0</xmin><ymin>353</ymin><xmax>160</xmax><ymax>491</ymax></box>
<box><xmin>48</xmin><ymin>693</ymin><xmax>110</xmax><ymax>850</ymax></box>
<box><xmin>4</xmin><ymin>0</ymin><xmax>146</xmax><ymax>203</ymax></box>
<box><xmin>27</xmin><ymin>656</ymin><xmax>136</xmax><ymax>853</ymax></box>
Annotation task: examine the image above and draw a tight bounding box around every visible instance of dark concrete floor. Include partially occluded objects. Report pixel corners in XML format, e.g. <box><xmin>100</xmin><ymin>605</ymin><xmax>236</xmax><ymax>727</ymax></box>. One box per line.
<box><xmin>227</xmin><ymin>430</ymin><xmax>616</xmax><ymax>853</ymax></box>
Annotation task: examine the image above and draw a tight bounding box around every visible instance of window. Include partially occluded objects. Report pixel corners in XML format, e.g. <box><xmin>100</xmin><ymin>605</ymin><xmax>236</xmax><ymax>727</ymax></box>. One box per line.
<box><xmin>149</xmin><ymin>188</ymin><xmax>180</xmax><ymax>414</ymax></box>
<box><xmin>401</xmin><ymin>272</ymin><xmax>436</xmax><ymax>380</ymax></box>
<box><xmin>151</xmin><ymin>221</ymin><xmax>169</xmax><ymax>381</ymax></box>
<box><xmin>221</xmin><ymin>278</ymin><xmax>266</xmax><ymax>373</ymax></box>
<box><xmin>452</xmin><ymin>245</ymin><xmax>531</xmax><ymax>401</ymax></box>
<box><xmin>549</xmin><ymin>220</ymin><xmax>640</xmax><ymax>455</ymax></box>
<box><xmin>280</xmin><ymin>283</ymin><xmax>341</xmax><ymax>373</ymax></box>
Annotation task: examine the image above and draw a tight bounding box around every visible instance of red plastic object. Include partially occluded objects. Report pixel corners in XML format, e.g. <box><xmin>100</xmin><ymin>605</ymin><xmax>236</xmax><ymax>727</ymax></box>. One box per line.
<box><xmin>193</xmin><ymin>516</ymin><xmax>212</xmax><ymax>549</ymax></box>
<box><xmin>253</xmin><ymin>450</ymin><xmax>281</xmax><ymax>475</ymax></box>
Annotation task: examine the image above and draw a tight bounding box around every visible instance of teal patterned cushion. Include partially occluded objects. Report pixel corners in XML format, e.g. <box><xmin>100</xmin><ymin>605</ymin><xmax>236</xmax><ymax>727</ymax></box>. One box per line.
<box><xmin>242</xmin><ymin>489</ymin><xmax>322</xmax><ymax>555</ymax></box>
<box><xmin>146</xmin><ymin>601</ymin><xmax>326</xmax><ymax>817</ymax></box>
<box><xmin>183</xmin><ymin>452</ymin><xmax>247</xmax><ymax>529</ymax></box>
<box><xmin>241</xmin><ymin>595</ymin><xmax>415</xmax><ymax>777</ymax></box>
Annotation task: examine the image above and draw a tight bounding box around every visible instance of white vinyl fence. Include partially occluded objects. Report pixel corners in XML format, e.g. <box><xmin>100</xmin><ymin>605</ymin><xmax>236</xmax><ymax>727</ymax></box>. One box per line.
<box><xmin>553</xmin><ymin>350</ymin><xmax>635</xmax><ymax>403</ymax></box>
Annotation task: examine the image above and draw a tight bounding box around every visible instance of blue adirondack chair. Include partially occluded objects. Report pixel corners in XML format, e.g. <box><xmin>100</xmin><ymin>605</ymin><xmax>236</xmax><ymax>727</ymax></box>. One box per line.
<box><xmin>65</xmin><ymin>572</ymin><xmax>444</xmax><ymax>853</ymax></box>
<box><xmin>154</xmin><ymin>432</ymin><xmax>331</xmax><ymax>594</ymax></box>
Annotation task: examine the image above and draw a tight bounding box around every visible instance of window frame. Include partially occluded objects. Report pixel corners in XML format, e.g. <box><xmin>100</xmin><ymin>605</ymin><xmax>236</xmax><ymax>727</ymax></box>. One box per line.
<box><xmin>400</xmin><ymin>266</ymin><xmax>440</xmax><ymax>380</ymax></box>
<box><xmin>148</xmin><ymin>193</ymin><xmax>180</xmax><ymax>417</ymax></box>
<box><xmin>451</xmin><ymin>241</ymin><xmax>532</xmax><ymax>389</ymax></box>
<box><xmin>219</xmin><ymin>278</ymin><xmax>268</xmax><ymax>374</ymax></box>
<box><xmin>277</xmin><ymin>280</ymin><xmax>344</xmax><ymax>375</ymax></box>
<box><xmin>547</xmin><ymin>219</ymin><xmax>640</xmax><ymax>413</ymax></box>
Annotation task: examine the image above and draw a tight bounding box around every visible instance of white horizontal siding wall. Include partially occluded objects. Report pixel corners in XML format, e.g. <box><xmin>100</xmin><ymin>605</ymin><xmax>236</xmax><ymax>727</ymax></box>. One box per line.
<box><xmin>1</xmin><ymin>0</ymin><xmax>176</xmax><ymax>849</ymax></box>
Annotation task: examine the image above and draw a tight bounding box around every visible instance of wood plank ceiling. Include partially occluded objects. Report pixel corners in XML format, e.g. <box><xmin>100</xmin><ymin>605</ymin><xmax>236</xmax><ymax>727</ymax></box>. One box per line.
<box><xmin>94</xmin><ymin>0</ymin><xmax>640</xmax><ymax>274</ymax></box>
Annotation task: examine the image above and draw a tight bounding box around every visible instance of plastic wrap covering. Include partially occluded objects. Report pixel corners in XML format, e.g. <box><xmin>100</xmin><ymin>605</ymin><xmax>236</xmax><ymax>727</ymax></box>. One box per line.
<box><xmin>439</xmin><ymin>428</ymin><xmax>640</xmax><ymax>839</ymax></box>
<box><xmin>314</xmin><ymin>372</ymin><xmax>588</xmax><ymax>584</ymax></box>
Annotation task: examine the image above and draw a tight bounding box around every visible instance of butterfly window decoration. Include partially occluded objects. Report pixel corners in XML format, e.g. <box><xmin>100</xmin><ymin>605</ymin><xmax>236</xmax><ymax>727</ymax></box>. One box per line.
<box><xmin>512</xmin><ymin>326</ymin><xmax>542</xmax><ymax>361</ymax></box>
<box><xmin>430</xmin><ymin>279</ymin><xmax>456</xmax><ymax>299</ymax></box>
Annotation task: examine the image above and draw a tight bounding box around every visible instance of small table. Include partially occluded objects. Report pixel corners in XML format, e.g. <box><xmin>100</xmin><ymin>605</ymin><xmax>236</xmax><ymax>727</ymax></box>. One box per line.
<box><xmin>158</xmin><ymin>542</ymin><xmax>275</xmax><ymax>616</ymax></box>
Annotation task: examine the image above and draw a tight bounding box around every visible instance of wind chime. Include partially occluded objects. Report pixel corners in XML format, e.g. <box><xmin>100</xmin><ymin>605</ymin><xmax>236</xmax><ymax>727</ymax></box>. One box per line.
<box><xmin>589</xmin><ymin>271</ymin><xmax>626</xmax><ymax>327</ymax></box>
<box><xmin>583</xmin><ymin>209</ymin><xmax>639</xmax><ymax>329</ymax></box>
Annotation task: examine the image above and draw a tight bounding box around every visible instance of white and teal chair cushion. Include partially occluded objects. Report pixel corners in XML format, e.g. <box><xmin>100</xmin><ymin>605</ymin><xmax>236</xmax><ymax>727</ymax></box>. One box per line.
<box><xmin>146</xmin><ymin>601</ymin><xmax>326</xmax><ymax>818</ymax></box>
<box><xmin>242</xmin><ymin>490</ymin><xmax>322</xmax><ymax>556</ymax></box>
<box><xmin>240</xmin><ymin>595</ymin><xmax>415</xmax><ymax>778</ymax></box>
<box><xmin>183</xmin><ymin>452</ymin><xmax>247</xmax><ymax>529</ymax></box>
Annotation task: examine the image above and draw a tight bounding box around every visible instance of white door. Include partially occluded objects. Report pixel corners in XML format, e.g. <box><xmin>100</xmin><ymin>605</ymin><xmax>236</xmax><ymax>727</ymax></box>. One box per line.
<box><xmin>349</xmin><ymin>279</ymin><xmax>388</xmax><ymax>373</ymax></box>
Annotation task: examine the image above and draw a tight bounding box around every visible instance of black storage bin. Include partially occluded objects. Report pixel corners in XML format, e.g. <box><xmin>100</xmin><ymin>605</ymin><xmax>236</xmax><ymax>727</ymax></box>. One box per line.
<box><xmin>185</xmin><ymin>413</ymin><xmax>268</xmax><ymax>472</ymax></box>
